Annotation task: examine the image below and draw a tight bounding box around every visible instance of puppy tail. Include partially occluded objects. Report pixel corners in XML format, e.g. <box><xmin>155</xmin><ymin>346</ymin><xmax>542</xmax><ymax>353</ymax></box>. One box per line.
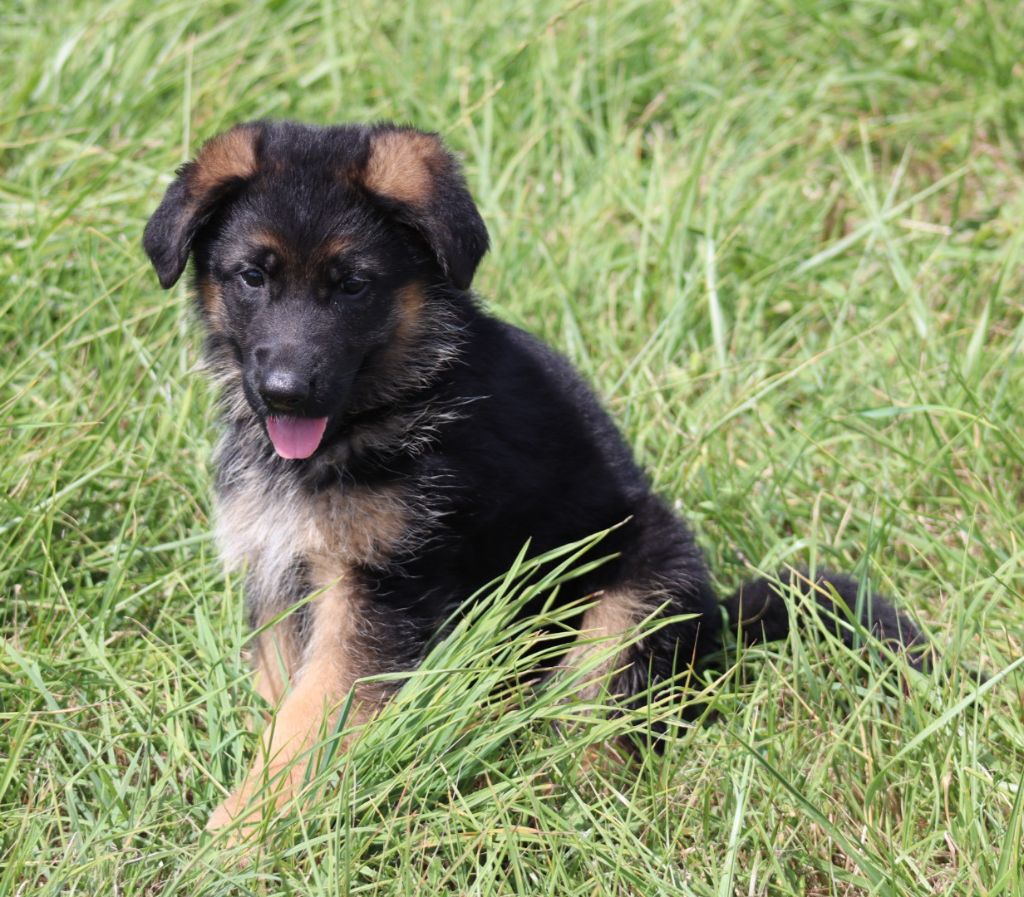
<box><xmin>723</xmin><ymin>569</ymin><xmax>933</xmax><ymax>671</ymax></box>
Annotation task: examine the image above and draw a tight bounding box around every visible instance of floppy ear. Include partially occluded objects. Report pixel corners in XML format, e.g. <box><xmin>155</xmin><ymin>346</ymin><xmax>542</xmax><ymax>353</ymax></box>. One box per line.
<box><xmin>143</xmin><ymin>123</ymin><xmax>263</xmax><ymax>288</ymax></box>
<box><xmin>360</xmin><ymin>125</ymin><xmax>489</xmax><ymax>290</ymax></box>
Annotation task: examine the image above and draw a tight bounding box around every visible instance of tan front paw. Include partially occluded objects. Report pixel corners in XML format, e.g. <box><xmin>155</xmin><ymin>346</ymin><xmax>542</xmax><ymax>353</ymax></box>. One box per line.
<box><xmin>205</xmin><ymin>798</ymin><xmax>236</xmax><ymax>834</ymax></box>
<box><xmin>205</xmin><ymin>786</ymin><xmax>261</xmax><ymax>841</ymax></box>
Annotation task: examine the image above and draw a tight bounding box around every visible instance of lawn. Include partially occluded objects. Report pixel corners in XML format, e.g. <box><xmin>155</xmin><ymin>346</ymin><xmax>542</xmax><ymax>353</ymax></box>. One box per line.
<box><xmin>2</xmin><ymin>0</ymin><xmax>1023</xmax><ymax>893</ymax></box>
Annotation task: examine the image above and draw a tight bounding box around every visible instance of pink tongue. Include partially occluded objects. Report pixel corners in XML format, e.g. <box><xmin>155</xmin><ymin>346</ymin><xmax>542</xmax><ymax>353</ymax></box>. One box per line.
<box><xmin>266</xmin><ymin>416</ymin><xmax>328</xmax><ymax>460</ymax></box>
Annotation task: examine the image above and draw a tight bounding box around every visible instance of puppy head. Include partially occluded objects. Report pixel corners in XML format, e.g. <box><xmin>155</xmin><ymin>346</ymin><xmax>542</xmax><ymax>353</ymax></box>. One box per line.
<box><xmin>143</xmin><ymin>120</ymin><xmax>489</xmax><ymax>460</ymax></box>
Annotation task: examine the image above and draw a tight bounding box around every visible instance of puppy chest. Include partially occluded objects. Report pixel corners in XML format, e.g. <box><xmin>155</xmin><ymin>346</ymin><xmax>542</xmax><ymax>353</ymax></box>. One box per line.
<box><xmin>214</xmin><ymin>480</ymin><xmax>410</xmax><ymax>593</ymax></box>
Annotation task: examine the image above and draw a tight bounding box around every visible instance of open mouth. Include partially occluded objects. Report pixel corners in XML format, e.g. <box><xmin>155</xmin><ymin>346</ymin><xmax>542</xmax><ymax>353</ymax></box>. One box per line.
<box><xmin>266</xmin><ymin>415</ymin><xmax>329</xmax><ymax>460</ymax></box>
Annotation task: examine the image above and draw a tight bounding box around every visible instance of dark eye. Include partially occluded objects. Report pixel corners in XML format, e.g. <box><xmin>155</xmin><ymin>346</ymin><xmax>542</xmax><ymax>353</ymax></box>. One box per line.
<box><xmin>239</xmin><ymin>268</ymin><xmax>265</xmax><ymax>288</ymax></box>
<box><xmin>340</xmin><ymin>276</ymin><xmax>369</xmax><ymax>296</ymax></box>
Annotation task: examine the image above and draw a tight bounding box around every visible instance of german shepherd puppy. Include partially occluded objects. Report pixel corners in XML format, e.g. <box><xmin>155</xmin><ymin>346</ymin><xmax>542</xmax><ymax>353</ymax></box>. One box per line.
<box><xmin>143</xmin><ymin>121</ymin><xmax>928</xmax><ymax>834</ymax></box>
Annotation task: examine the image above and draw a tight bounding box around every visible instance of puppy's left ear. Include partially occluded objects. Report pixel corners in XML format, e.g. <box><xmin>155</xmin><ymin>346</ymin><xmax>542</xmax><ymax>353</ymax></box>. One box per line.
<box><xmin>360</xmin><ymin>126</ymin><xmax>489</xmax><ymax>290</ymax></box>
<box><xmin>143</xmin><ymin>123</ymin><xmax>263</xmax><ymax>288</ymax></box>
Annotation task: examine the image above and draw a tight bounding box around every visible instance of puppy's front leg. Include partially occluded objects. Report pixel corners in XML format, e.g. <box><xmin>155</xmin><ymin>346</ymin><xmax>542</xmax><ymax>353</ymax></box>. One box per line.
<box><xmin>249</xmin><ymin>618</ymin><xmax>300</xmax><ymax>714</ymax></box>
<box><xmin>207</xmin><ymin>583</ymin><xmax>375</xmax><ymax>837</ymax></box>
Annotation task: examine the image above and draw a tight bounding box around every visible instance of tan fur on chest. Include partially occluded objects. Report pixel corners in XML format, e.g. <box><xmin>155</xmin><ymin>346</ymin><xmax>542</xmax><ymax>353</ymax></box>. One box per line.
<box><xmin>215</xmin><ymin>469</ymin><xmax>408</xmax><ymax>602</ymax></box>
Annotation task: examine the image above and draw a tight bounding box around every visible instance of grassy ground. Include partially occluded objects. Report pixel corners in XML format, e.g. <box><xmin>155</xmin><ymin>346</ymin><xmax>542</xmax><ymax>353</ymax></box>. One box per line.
<box><xmin>3</xmin><ymin>0</ymin><xmax>1023</xmax><ymax>893</ymax></box>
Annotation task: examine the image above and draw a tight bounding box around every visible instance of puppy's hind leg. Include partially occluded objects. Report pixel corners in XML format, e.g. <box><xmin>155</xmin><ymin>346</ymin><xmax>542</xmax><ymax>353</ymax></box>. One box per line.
<box><xmin>555</xmin><ymin>581</ymin><xmax>718</xmax><ymax>755</ymax></box>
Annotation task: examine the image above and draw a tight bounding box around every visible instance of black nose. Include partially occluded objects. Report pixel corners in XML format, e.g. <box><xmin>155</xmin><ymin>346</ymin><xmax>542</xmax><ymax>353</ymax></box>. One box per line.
<box><xmin>259</xmin><ymin>368</ymin><xmax>311</xmax><ymax>413</ymax></box>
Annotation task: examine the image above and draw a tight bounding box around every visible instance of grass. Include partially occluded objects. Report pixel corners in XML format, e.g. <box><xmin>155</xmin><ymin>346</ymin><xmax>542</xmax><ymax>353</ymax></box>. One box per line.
<box><xmin>2</xmin><ymin>0</ymin><xmax>1023</xmax><ymax>893</ymax></box>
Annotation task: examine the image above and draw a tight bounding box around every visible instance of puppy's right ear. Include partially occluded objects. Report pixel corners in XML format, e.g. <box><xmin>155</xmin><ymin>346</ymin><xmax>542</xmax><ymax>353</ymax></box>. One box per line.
<box><xmin>143</xmin><ymin>123</ymin><xmax>263</xmax><ymax>288</ymax></box>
